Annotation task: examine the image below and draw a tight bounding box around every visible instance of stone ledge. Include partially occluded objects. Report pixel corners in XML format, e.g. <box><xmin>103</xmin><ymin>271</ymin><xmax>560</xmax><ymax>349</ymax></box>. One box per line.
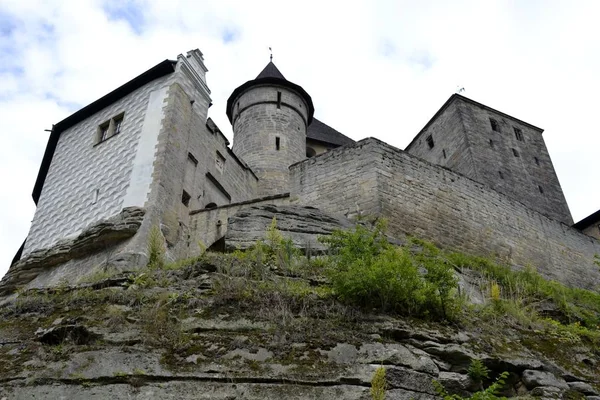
<box><xmin>0</xmin><ymin>207</ymin><xmax>145</xmax><ymax>295</ymax></box>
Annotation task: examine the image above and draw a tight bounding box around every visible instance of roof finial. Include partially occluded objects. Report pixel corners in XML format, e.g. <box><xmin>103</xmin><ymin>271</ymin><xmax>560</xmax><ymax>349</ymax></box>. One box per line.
<box><xmin>269</xmin><ymin>47</ymin><xmax>273</xmax><ymax>62</ymax></box>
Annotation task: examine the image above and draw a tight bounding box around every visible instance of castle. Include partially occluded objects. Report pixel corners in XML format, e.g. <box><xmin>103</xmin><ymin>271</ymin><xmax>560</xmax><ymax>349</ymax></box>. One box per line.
<box><xmin>2</xmin><ymin>48</ymin><xmax>600</xmax><ymax>295</ymax></box>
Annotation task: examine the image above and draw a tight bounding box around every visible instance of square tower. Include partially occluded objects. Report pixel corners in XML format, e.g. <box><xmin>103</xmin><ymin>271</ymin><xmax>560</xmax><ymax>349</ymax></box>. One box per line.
<box><xmin>406</xmin><ymin>94</ymin><xmax>573</xmax><ymax>225</ymax></box>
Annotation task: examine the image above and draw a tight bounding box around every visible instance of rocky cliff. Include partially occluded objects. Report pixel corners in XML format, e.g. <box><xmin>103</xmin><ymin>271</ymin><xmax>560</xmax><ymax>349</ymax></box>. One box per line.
<box><xmin>1</xmin><ymin>216</ymin><xmax>599</xmax><ymax>399</ymax></box>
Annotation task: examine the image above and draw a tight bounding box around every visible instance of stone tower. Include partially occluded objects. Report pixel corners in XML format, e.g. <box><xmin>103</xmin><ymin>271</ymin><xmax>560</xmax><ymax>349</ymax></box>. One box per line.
<box><xmin>406</xmin><ymin>94</ymin><xmax>573</xmax><ymax>225</ymax></box>
<box><xmin>226</xmin><ymin>61</ymin><xmax>314</xmax><ymax>196</ymax></box>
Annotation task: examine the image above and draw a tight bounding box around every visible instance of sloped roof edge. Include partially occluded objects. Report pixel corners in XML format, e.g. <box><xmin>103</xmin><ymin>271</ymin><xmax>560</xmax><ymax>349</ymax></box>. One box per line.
<box><xmin>32</xmin><ymin>59</ymin><xmax>177</xmax><ymax>204</ymax></box>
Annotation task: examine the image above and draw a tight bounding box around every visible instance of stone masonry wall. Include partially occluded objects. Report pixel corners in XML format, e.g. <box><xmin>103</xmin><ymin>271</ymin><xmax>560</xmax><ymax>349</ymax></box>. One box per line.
<box><xmin>187</xmin><ymin>194</ymin><xmax>290</xmax><ymax>257</ymax></box>
<box><xmin>231</xmin><ymin>85</ymin><xmax>308</xmax><ymax>196</ymax></box>
<box><xmin>406</xmin><ymin>100</ymin><xmax>478</xmax><ymax>179</ymax></box>
<box><xmin>289</xmin><ymin>141</ymin><xmax>380</xmax><ymax>220</ymax></box>
<box><xmin>23</xmin><ymin>73</ymin><xmax>176</xmax><ymax>256</ymax></box>
<box><xmin>460</xmin><ymin>100</ymin><xmax>573</xmax><ymax>225</ymax></box>
<box><xmin>406</xmin><ymin>96</ymin><xmax>573</xmax><ymax>225</ymax></box>
<box><xmin>291</xmin><ymin>138</ymin><xmax>600</xmax><ymax>290</ymax></box>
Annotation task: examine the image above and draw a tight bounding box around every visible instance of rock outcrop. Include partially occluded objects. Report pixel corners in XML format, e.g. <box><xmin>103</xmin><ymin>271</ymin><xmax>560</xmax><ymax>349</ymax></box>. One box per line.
<box><xmin>1</xmin><ymin>254</ymin><xmax>598</xmax><ymax>399</ymax></box>
<box><xmin>225</xmin><ymin>205</ymin><xmax>353</xmax><ymax>253</ymax></box>
<box><xmin>0</xmin><ymin>207</ymin><xmax>145</xmax><ymax>295</ymax></box>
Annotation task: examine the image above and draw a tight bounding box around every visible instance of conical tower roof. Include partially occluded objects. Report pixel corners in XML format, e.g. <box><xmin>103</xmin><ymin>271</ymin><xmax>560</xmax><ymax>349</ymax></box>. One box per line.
<box><xmin>255</xmin><ymin>61</ymin><xmax>286</xmax><ymax>80</ymax></box>
<box><xmin>226</xmin><ymin>61</ymin><xmax>314</xmax><ymax>124</ymax></box>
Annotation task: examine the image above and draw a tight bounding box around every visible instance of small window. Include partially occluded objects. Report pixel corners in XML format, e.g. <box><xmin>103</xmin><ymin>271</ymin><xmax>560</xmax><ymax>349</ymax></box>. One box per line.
<box><xmin>215</xmin><ymin>151</ymin><xmax>225</xmax><ymax>173</ymax></box>
<box><xmin>306</xmin><ymin>147</ymin><xmax>316</xmax><ymax>158</ymax></box>
<box><xmin>188</xmin><ymin>152</ymin><xmax>198</xmax><ymax>166</ymax></box>
<box><xmin>276</xmin><ymin>137</ymin><xmax>280</xmax><ymax>150</ymax></box>
<box><xmin>95</xmin><ymin>113</ymin><xmax>125</xmax><ymax>145</ymax></box>
<box><xmin>277</xmin><ymin>91</ymin><xmax>282</xmax><ymax>109</ymax></box>
<box><xmin>113</xmin><ymin>115</ymin><xmax>123</xmax><ymax>135</ymax></box>
<box><xmin>534</xmin><ymin>157</ymin><xmax>539</xmax><ymax>166</ymax></box>
<box><xmin>514</xmin><ymin>127</ymin><xmax>523</xmax><ymax>141</ymax></box>
<box><xmin>512</xmin><ymin>148</ymin><xmax>519</xmax><ymax>157</ymax></box>
<box><xmin>98</xmin><ymin>121</ymin><xmax>110</xmax><ymax>142</ymax></box>
<box><xmin>490</xmin><ymin>118</ymin><xmax>499</xmax><ymax>132</ymax></box>
<box><xmin>489</xmin><ymin>139</ymin><xmax>494</xmax><ymax>148</ymax></box>
<box><xmin>442</xmin><ymin>149</ymin><xmax>447</xmax><ymax>159</ymax></box>
<box><xmin>182</xmin><ymin>190</ymin><xmax>191</xmax><ymax>207</ymax></box>
<box><xmin>538</xmin><ymin>185</ymin><xmax>544</xmax><ymax>194</ymax></box>
<box><xmin>205</xmin><ymin>202</ymin><xmax>217</xmax><ymax>209</ymax></box>
<box><xmin>426</xmin><ymin>135</ymin><xmax>434</xmax><ymax>149</ymax></box>
<box><xmin>498</xmin><ymin>171</ymin><xmax>504</xmax><ymax>179</ymax></box>
<box><xmin>92</xmin><ymin>189</ymin><xmax>99</xmax><ymax>205</ymax></box>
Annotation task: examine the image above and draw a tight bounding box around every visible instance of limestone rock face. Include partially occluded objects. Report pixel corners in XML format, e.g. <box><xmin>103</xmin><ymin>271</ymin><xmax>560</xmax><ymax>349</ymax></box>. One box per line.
<box><xmin>0</xmin><ymin>207</ymin><xmax>145</xmax><ymax>295</ymax></box>
<box><xmin>224</xmin><ymin>204</ymin><xmax>353</xmax><ymax>253</ymax></box>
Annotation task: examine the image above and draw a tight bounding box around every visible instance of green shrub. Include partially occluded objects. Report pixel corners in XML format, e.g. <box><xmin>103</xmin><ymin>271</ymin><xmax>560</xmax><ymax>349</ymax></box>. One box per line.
<box><xmin>147</xmin><ymin>225</ymin><xmax>165</xmax><ymax>270</ymax></box>
<box><xmin>370</xmin><ymin>365</ymin><xmax>387</xmax><ymax>400</ymax></box>
<box><xmin>323</xmin><ymin>222</ymin><xmax>462</xmax><ymax>320</ymax></box>
<box><xmin>467</xmin><ymin>359</ymin><xmax>490</xmax><ymax>382</ymax></box>
<box><xmin>433</xmin><ymin>371</ymin><xmax>508</xmax><ymax>400</ymax></box>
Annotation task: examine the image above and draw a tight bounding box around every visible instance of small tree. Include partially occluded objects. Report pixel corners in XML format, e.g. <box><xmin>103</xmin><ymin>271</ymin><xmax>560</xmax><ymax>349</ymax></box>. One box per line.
<box><xmin>370</xmin><ymin>366</ymin><xmax>386</xmax><ymax>400</ymax></box>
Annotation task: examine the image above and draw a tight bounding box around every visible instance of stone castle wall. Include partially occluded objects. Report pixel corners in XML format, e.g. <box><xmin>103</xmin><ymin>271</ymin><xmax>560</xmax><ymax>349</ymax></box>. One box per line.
<box><xmin>406</xmin><ymin>97</ymin><xmax>573</xmax><ymax>225</ymax></box>
<box><xmin>23</xmin><ymin>73</ymin><xmax>177</xmax><ymax>256</ymax></box>
<box><xmin>290</xmin><ymin>138</ymin><xmax>600</xmax><ymax>290</ymax></box>
<box><xmin>231</xmin><ymin>85</ymin><xmax>309</xmax><ymax>196</ymax></box>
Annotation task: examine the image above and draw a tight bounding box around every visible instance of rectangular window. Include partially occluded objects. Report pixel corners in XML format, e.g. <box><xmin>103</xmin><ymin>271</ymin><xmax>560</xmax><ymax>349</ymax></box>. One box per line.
<box><xmin>426</xmin><ymin>135</ymin><xmax>434</xmax><ymax>149</ymax></box>
<box><xmin>538</xmin><ymin>185</ymin><xmax>544</xmax><ymax>194</ymax></box>
<box><xmin>442</xmin><ymin>149</ymin><xmax>447</xmax><ymax>159</ymax></box>
<box><xmin>512</xmin><ymin>148</ymin><xmax>519</xmax><ymax>157</ymax></box>
<box><xmin>92</xmin><ymin>189</ymin><xmax>99</xmax><ymax>205</ymax></box>
<box><xmin>188</xmin><ymin>152</ymin><xmax>198</xmax><ymax>166</ymax></box>
<box><xmin>498</xmin><ymin>171</ymin><xmax>504</xmax><ymax>179</ymax></box>
<box><xmin>490</xmin><ymin>118</ymin><xmax>499</xmax><ymax>132</ymax></box>
<box><xmin>98</xmin><ymin>121</ymin><xmax>110</xmax><ymax>142</ymax></box>
<box><xmin>277</xmin><ymin>91</ymin><xmax>282</xmax><ymax>109</ymax></box>
<box><xmin>534</xmin><ymin>156</ymin><xmax>539</xmax><ymax>165</ymax></box>
<box><xmin>113</xmin><ymin>115</ymin><xmax>123</xmax><ymax>135</ymax></box>
<box><xmin>182</xmin><ymin>190</ymin><xmax>191</xmax><ymax>207</ymax></box>
<box><xmin>215</xmin><ymin>150</ymin><xmax>225</xmax><ymax>173</ymax></box>
<box><xmin>95</xmin><ymin>112</ymin><xmax>125</xmax><ymax>145</ymax></box>
<box><xmin>514</xmin><ymin>127</ymin><xmax>523</xmax><ymax>141</ymax></box>
<box><xmin>276</xmin><ymin>136</ymin><xmax>280</xmax><ymax>150</ymax></box>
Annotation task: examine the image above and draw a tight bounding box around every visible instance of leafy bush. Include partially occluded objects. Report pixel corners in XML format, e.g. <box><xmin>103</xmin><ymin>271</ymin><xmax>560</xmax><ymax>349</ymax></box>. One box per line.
<box><xmin>467</xmin><ymin>359</ymin><xmax>490</xmax><ymax>382</ymax></box>
<box><xmin>322</xmin><ymin>221</ymin><xmax>462</xmax><ymax>320</ymax></box>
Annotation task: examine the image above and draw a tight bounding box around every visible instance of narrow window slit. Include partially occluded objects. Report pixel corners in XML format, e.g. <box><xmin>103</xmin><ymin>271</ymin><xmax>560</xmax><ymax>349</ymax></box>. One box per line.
<box><xmin>426</xmin><ymin>135</ymin><xmax>434</xmax><ymax>149</ymax></box>
<box><xmin>182</xmin><ymin>190</ymin><xmax>191</xmax><ymax>207</ymax></box>
<box><xmin>277</xmin><ymin>91</ymin><xmax>282</xmax><ymax>109</ymax></box>
<box><xmin>275</xmin><ymin>137</ymin><xmax>280</xmax><ymax>150</ymax></box>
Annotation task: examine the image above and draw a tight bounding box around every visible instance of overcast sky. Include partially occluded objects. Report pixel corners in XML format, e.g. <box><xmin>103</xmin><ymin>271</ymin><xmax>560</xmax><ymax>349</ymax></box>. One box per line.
<box><xmin>1</xmin><ymin>0</ymin><xmax>599</xmax><ymax>279</ymax></box>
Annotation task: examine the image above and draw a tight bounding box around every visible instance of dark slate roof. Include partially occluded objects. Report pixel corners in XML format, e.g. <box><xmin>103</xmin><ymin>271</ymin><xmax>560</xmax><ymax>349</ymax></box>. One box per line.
<box><xmin>32</xmin><ymin>59</ymin><xmax>177</xmax><ymax>204</ymax></box>
<box><xmin>226</xmin><ymin>61</ymin><xmax>314</xmax><ymax>125</ymax></box>
<box><xmin>307</xmin><ymin>118</ymin><xmax>355</xmax><ymax>147</ymax></box>
<box><xmin>573</xmin><ymin>209</ymin><xmax>600</xmax><ymax>230</ymax></box>
<box><xmin>256</xmin><ymin>61</ymin><xmax>286</xmax><ymax>80</ymax></box>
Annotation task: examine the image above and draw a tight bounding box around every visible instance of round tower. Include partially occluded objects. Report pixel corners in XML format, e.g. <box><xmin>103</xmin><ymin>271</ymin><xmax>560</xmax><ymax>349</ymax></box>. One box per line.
<box><xmin>226</xmin><ymin>61</ymin><xmax>314</xmax><ymax>196</ymax></box>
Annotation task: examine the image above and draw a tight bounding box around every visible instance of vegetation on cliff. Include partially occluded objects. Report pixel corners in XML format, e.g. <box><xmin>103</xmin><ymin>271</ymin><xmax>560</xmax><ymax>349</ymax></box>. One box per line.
<box><xmin>0</xmin><ymin>219</ymin><xmax>599</xmax><ymax>398</ymax></box>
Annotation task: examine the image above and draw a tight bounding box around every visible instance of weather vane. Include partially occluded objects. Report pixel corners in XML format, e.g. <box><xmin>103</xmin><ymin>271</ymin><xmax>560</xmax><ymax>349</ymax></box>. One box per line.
<box><xmin>269</xmin><ymin>47</ymin><xmax>273</xmax><ymax>62</ymax></box>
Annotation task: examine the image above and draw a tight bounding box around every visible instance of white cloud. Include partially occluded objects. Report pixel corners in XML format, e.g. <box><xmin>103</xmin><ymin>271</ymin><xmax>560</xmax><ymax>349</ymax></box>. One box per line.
<box><xmin>1</xmin><ymin>0</ymin><xmax>599</xmax><ymax>279</ymax></box>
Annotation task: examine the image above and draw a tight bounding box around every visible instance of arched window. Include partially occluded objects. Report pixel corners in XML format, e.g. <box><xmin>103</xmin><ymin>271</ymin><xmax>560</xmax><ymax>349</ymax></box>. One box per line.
<box><xmin>306</xmin><ymin>147</ymin><xmax>317</xmax><ymax>158</ymax></box>
<box><xmin>205</xmin><ymin>202</ymin><xmax>217</xmax><ymax>209</ymax></box>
